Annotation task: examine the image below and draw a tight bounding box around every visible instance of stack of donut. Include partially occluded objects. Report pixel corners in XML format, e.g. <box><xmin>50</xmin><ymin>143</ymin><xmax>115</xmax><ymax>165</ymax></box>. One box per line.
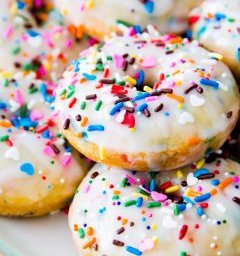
<box><xmin>0</xmin><ymin>1</ymin><xmax>239</xmax><ymax>256</ymax></box>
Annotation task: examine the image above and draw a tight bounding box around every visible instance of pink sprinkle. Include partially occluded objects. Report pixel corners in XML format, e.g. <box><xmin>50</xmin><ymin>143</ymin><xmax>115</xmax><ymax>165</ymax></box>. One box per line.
<box><xmin>127</xmin><ymin>27</ymin><xmax>136</xmax><ymax>36</ymax></box>
<box><xmin>141</xmin><ymin>56</ymin><xmax>155</xmax><ymax>68</ymax></box>
<box><xmin>151</xmin><ymin>191</ymin><xmax>168</xmax><ymax>202</ymax></box>
<box><xmin>30</xmin><ymin>109</ymin><xmax>44</xmax><ymax>121</ymax></box>
<box><xmin>13</xmin><ymin>90</ymin><xmax>24</xmax><ymax>105</ymax></box>
<box><xmin>38</xmin><ymin>66</ymin><xmax>46</xmax><ymax>76</ymax></box>
<box><xmin>43</xmin><ymin>146</ymin><xmax>57</xmax><ymax>158</ymax></box>
<box><xmin>145</xmin><ymin>96</ymin><xmax>158</xmax><ymax>102</ymax></box>
<box><xmin>197</xmin><ymin>185</ymin><xmax>203</xmax><ymax>192</ymax></box>
<box><xmin>88</xmin><ymin>37</ymin><xmax>99</xmax><ymax>47</ymax></box>
<box><xmin>84</xmin><ymin>185</ymin><xmax>90</xmax><ymax>193</ymax></box>
<box><xmin>65</xmin><ymin>39</ymin><xmax>73</xmax><ymax>49</ymax></box>
<box><xmin>4</xmin><ymin>25</ymin><xmax>13</xmax><ymax>39</ymax></box>
<box><xmin>232</xmin><ymin>176</ymin><xmax>240</xmax><ymax>183</ymax></box>
<box><xmin>125</xmin><ymin>175</ymin><xmax>136</xmax><ymax>185</ymax></box>
<box><xmin>114</xmin><ymin>55</ymin><xmax>124</xmax><ymax>68</ymax></box>
<box><xmin>139</xmin><ymin>238</ymin><xmax>154</xmax><ymax>252</ymax></box>
<box><xmin>61</xmin><ymin>155</ymin><xmax>71</xmax><ymax>166</ymax></box>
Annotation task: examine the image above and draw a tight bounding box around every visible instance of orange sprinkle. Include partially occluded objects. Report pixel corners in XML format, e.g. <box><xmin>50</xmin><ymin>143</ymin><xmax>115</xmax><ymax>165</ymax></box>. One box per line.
<box><xmin>167</xmin><ymin>93</ymin><xmax>185</xmax><ymax>103</ymax></box>
<box><xmin>60</xmin><ymin>95</ymin><xmax>66</xmax><ymax>100</ymax></box>
<box><xmin>81</xmin><ymin>117</ymin><xmax>88</xmax><ymax>127</ymax></box>
<box><xmin>210</xmin><ymin>188</ymin><xmax>218</xmax><ymax>196</ymax></box>
<box><xmin>0</xmin><ymin>120</ymin><xmax>12</xmax><ymax>128</ymax></box>
<box><xmin>169</xmin><ymin>37</ymin><xmax>182</xmax><ymax>44</ymax></box>
<box><xmin>188</xmin><ymin>237</ymin><xmax>194</xmax><ymax>243</ymax></box>
<box><xmin>122</xmin><ymin>218</ymin><xmax>128</xmax><ymax>225</ymax></box>
<box><xmin>172</xmin><ymin>70</ymin><xmax>180</xmax><ymax>76</ymax></box>
<box><xmin>197</xmin><ymin>70</ymin><xmax>204</xmax><ymax>77</ymax></box>
<box><xmin>218</xmin><ymin>177</ymin><xmax>232</xmax><ymax>190</ymax></box>
<box><xmin>82</xmin><ymin>237</ymin><xmax>96</xmax><ymax>249</ymax></box>
<box><xmin>79</xmin><ymin>78</ymin><xmax>87</xmax><ymax>84</ymax></box>
<box><xmin>76</xmin><ymin>25</ymin><xmax>84</xmax><ymax>39</ymax></box>
<box><xmin>188</xmin><ymin>137</ymin><xmax>202</xmax><ymax>146</ymax></box>
<box><xmin>74</xmin><ymin>224</ymin><xmax>78</xmax><ymax>231</ymax></box>
<box><xmin>87</xmin><ymin>227</ymin><xmax>94</xmax><ymax>236</ymax></box>
<box><xmin>114</xmin><ymin>190</ymin><xmax>121</xmax><ymax>195</ymax></box>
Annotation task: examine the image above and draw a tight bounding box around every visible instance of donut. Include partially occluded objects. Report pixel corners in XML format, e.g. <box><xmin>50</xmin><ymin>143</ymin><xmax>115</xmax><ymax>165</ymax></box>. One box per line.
<box><xmin>0</xmin><ymin>71</ymin><xmax>90</xmax><ymax>217</ymax></box>
<box><xmin>189</xmin><ymin>0</ymin><xmax>240</xmax><ymax>80</ymax></box>
<box><xmin>69</xmin><ymin>158</ymin><xmax>240</xmax><ymax>256</ymax></box>
<box><xmin>55</xmin><ymin>32</ymin><xmax>240</xmax><ymax>171</ymax></box>
<box><xmin>0</xmin><ymin>1</ymin><xmax>86</xmax><ymax>82</ymax></box>
<box><xmin>54</xmin><ymin>0</ymin><xmax>198</xmax><ymax>39</ymax></box>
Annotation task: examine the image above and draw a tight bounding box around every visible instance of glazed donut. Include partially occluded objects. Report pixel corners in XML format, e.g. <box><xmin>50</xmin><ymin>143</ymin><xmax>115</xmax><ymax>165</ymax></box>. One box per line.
<box><xmin>189</xmin><ymin>0</ymin><xmax>240</xmax><ymax>80</ymax></box>
<box><xmin>69</xmin><ymin>158</ymin><xmax>240</xmax><ymax>256</ymax></box>
<box><xmin>54</xmin><ymin>0</ymin><xmax>198</xmax><ymax>40</ymax></box>
<box><xmin>0</xmin><ymin>1</ymin><xmax>86</xmax><ymax>82</ymax></box>
<box><xmin>55</xmin><ymin>32</ymin><xmax>240</xmax><ymax>171</ymax></box>
<box><xmin>0</xmin><ymin>72</ymin><xmax>90</xmax><ymax>217</ymax></box>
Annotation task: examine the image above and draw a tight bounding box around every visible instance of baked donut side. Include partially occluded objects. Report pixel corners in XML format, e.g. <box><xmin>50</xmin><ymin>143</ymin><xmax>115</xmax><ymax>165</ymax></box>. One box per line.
<box><xmin>69</xmin><ymin>159</ymin><xmax>240</xmax><ymax>256</ymax></box>
<box><xmin>55</xmin><ymin>33</ymin><xmax>240</xmax><ymax>171</ymax></box>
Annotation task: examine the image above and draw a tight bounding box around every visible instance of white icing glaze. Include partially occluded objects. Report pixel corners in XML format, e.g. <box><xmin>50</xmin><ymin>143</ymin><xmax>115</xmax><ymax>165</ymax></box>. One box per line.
<box><xmin>54</xmin><ymin>0</ymin><xmax>198</xmax><ymax>35</ymax></box>
<box><xmin>55</xmin><ymin>33</ymin><xmax>239</xmax><ymax>170</ymax></box>
<box><xmin>0</xmin><ymin>1</ymin><xmax>85</xmax><ymax>82</ymax></box>
<box><xmin>69</xmin><ymin>159</ymin><xmax>240</xmax><ymax>256</ymax></box>
<box><xmin>190</xmin><ymin>0</ymin><xmax>240</xmax><ymax>79</ymax></box>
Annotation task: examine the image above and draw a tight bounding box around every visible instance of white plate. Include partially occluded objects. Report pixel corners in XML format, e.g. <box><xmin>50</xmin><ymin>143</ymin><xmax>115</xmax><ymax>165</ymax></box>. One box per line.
<box><xmin>0</xmin><ymin>212</ymin><xmax>78</xmax><ymax>256</ymax></box>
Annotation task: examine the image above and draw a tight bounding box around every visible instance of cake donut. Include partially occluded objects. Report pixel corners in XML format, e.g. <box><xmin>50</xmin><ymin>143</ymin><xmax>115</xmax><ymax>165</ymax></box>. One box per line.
<box><xmin>0</xmin><ymin>1</ymin><xmax>86</xmax><ymax>82</ymax></box>
<box><xmin>69</xmin><ymin>158</ymin><xmax>240</xmax><ymax>256</ymax></box>
<box><xmin>0</xmin><ymin>72</ymin><xmax>90</xmax><ymax>216</ymax></box>
<box><xmin>55</xmin><ymin>32</ymin><xmax>240</xmax><ymax>171</ymax></box>
<box><xmin>54</xmin><ymin>0</ymin><xmax>198</xmax><ymax>40</ymax></box>
<box><xmin>189</xmin><ymin>0</ymin><xmax>240</xmax><ymax>79</ymax></box>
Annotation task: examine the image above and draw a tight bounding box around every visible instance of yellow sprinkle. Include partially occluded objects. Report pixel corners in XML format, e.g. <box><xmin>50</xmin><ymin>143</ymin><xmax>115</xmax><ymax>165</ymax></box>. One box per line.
<box><xmin>165</xmin><ymin>185</ymin><xmax>180</xmax><ymax>193</ymax></box>
<box><xmin>172</xmin><ymin>70</ymin><xmax>180</xmax><ymax>76</ymax></box>
<box><xmin>185</xmin><ymin>188</ymin><xmax>202</xmax><ymax>197</ymax></box>
<box><xmin>176</xmin><ymin>170</ymin><xmax>183</xmax><ymax>178</ymax></box>
<box><xmin>99</xmin><ymin>147</ymin><xmax>106</xmax><ymax>160</ymax></box>
<box><xmin>104</xmin><ymin>181</ymin><xmax>109</xmax><ymax>188</ymax></box>
<box><xmin>209</xmin><ymin>52</ymin><xmax>223</xmax><ymax>60</ymax></box>
<box><xmin>176</xmin><ymin>81</ymin><xmax>183</xmax><ymax>86</ymax></box>
<box><xmin>143</xmin><ymin>86</ymin><xmax>153</xmax><ymax>92</ymax></box>
<box><xmin>196</xmin><ymin>158</ymin><xmax>205</xmax><ymax>169</ymax></box>
<box><xmin>125</xmin><ymin>76</ymin><xmax>137</xmax><ymax>86</ymax></box>
<box><xmin>122</xmin><ymin>218</ymin><xmax>128</xmax><ymax>225</ymax></box>
<box><xmin>0</xmin><ymin>71</ymin><xmax>12</xmax><ymax>79</ymax></box>
<box><xmin>129</xmin><ymin>128</ymin><xmax>135</xmax><ymax>132</ymax></box>
<box><xmin>80</xmin><ymin>117</ymin><xmax>88</xmax><ymax>127</ymax></box>
<box><xmin>132</xmin><ymin>192</ymin><xmax>149</xmax><ymax>201</ymax></box>
<box><xmin>152</xmin><ymin>237</ymin><xmax>159</xmax><ymax>244</ymax></box>
<box><xmin>177</xmin><ymin>103</ymin><xmax>183</xmax><ymax>109</ymax></box>
<box><xmin>167</xmin><ymin>93</ymin><xmax>185</xmax><ymax>103</ymax></box>
<box><xmin>86</xmin><ymin>0</ymin><xmax>94</xmax><ymax>8</ymax></box>
<box><xmin>151</xmin><ymin>224</ymin><xmax>157</xmax><ymax>230</ymax></box>
<box><xmin>44</xmin><ymin>62</ymin><xmax>51</xmax><ymax>72</ymax></box>
<box><xmin>60</xmin><ymin>94</ymin><xmax>66</xmax><ymax>100</ymax></box>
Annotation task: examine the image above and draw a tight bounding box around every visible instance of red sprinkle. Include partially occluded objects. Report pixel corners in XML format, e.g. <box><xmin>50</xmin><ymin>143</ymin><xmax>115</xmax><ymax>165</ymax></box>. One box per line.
<box><xmin>159</xmin><ymin>181</ymin><xmax>173</xmax><ymax>191</ymax></box>
<box><xmin>179</xmin><ymin>225</ymin><xmax>188</xmax><ymax>240</ymax></box>
<box><xmin>68</xmin><ymin>97</ymin><xmax>77</xmax><ymax>108</ymax></box>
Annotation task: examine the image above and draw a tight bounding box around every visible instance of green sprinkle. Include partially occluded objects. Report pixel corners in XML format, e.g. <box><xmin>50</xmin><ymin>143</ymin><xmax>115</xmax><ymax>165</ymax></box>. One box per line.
<box><xmin>174</xmin><ymin>205</ymin><xmax>180</xmax><ymax>216</ymax></box>
<box><xmin>150</xmin><ymin>172</ymin><xmax>157</xmax><ymax>179</ymax></box>
<box><xmin>112</xmin><ymin>195</ymin><xmax>119</xmax><ymax>200</ymax></box>
<box><xmin>80</xmin><ymin>101</ymin><xmax>86</xmax><ymax>110</ymax></box>
<box><xmin>96</xmin><ymin>63</ymin><xmax>104</xmax><ymax>71</ymax></box>
<box><xmin>121</xmin><ymin>178</ymin><xmax>128</xmax><ymax>187</ymax></box>
<box><xmin>29</xmin><ymin>87</ymin><xmax>38</xmax><ymax>94</ymax></box>
<box><xmin>59</xmin><ymin>89</ymin><xmax>67</xmax><ymax>96</ymax></box>
<box><xmin>137</xmin><ymin>188</ymin><xmax>149</xmax><ymax>196</ymax></box>
<box><xmin>180</xmin><ymin>252</ymin><xmax>187</xmax><ymax>256</ymax></box>
<box><xmin>22</xmin><ymin>63</ymin><xmax>36</xmax><ymax>71</ymax></box>
<box><xmin>20</xmin><ymin>105</ymin><xmax>27</xmax><ymax>118</ymax></box>
<box><xmin>12</xmin><ymin>46</ymin><xmax>21</xmax><ymax>55</ymax></box>
<box><xmin>78</xmin><ymin>228</ymin><xmax>85</xmax><ymax>239</ymax></box>
<box><xmin>95</xmin><ymin>100</ymin><xmax>102</xmax><ymax>111</ymax></box>
<box><xmin>228</xmin><ymin>18</ymin><xmax>235</xmax><ymax>22</ymax></box>
<box><xmin>146</xmin><ymin>202</ymin><xmax>161</xmax><ymax>208</ymax></box>
<box><xmin>66</xmin><ymin>90</ymin><xmax>75</xmax><ymax>99</ymax></box>
<box><xmin>223</xmin><ymin>220</ymin><xmax>227</xmax><ymax>224</ymax></box>
<box><xmin>116</xmin><ymin>81</ymin><xmax>126</xmax><ymax>86</ymax></box>
<box><xmin>116</xmin><ymin>19</ymin><xmax>134</xmax><ymax>27</ymax></box>
<box><xmin>124</xmin><ymin>200</ymin><xmax>137</xmax><ymax>207</ymax></box>
<box><xmin>0</xmin><ymin>135</ymin><xmax>9</xmax><ymax>142</ymax></box>
<box><xmin>106</xmin><ymin>56</ymin><xmax>113</xmax><ymax>61</ymax></box>
<box><xmin>84</xmin><ymin>209</ymin><xmax>88</xmax><ymax>214</ymax></box>
<box><xmin>3</xmin><ymin>79</ymin><xmax>9</xmax><ymax>87</ymax></box>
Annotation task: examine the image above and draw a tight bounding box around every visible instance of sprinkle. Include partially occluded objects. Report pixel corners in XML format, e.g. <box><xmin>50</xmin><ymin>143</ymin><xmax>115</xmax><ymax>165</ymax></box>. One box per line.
<box><xmin>154</xmin><ymin>103</ymin><xmax>163</xmax><ymax>112</ymax></box>
<box><xmin>165</xmin><ymin>185</ymin><xmax>180</xmax><ymax>193</ymax></box>
<box><xmin>125</xmin><ymin>76</ymin><xmax>137</xmax><ymax>86</ymax></box>
<box><xmin>126</xmin><ymin>246</ymin><xmax>142</xmax><ymax>255</ymax></box>
<box><xmin>63</xmin><ymin>119</ymin><xmax>70</xmax><ymax>130</ymax></box>
<box><xmin>20</xmin><ymin>163</ymin><xmax>35</xmax><ymax>176</ymax></box>
<box><xmin>194</xmin><ymin>193</ymin><xmax>211</xmax><ymax>202</ymax></box>
<box><xmin>116</xmin><ymin>227</ymin><xmax>125</xmax><ymax>234</ymax></box>
<box><xmin>99</xmin><ymin>78</ymin><xmax>116</xmax><ymax>84</ymax></box>
<box><xmin>68</xmin><ymin>97</ymin><xmax>77</xmax><ymax>108</ymax></box>
<box><xmin>87</xmin><ymin>125</ymin><xmax>105</xmax><ymax>132</ymax></box>
<box><xmin>82</xmin><ymin>237</ymin><xmax>96</xmax><ymax>249</ymax></box>
<box><xmin>110</xmin><ymin>102</ymin><xmax>124</xmax><ymax>115</ymax></box>
<box><xmin>144</xmin><ymin>1</ymin><xmax>154</xmax><ymax>14</ymax></box>
<box><xmin>81</xmin><ymin>117</ymin><xmax>88</xmax><ymax>127</ymax></box>
<box><xmin>218</xmin><ymin>177</ymin><xmax>233</xmax><ymax>190</ymax></box>
<box><xmin>136</xmin><ymin>197</ymin><xmax>143</xmax><ymax>208</ymax></box>
<box><xmin>82</xmin><ymin>73</ymin><xmax>96</xmax><ymax>80</ymax></box>
<box><xmin>237</xmin><ymin>48</ymin><xmax>240</xmax><ymax>62</ymax></box>
<box><xmin>86</xmin><ymin>94</ymin><xmax>97</xmax><ymax>100</ymax></box>
<box><xmin>133</xmin><ymin>92</ymin><xmax>150</xmax><ymax>102</ymax></box>
<box><xmin>167</xmin><ymin>94</ymin><xmax>185</xmax><ymax>103</ymax></box>
<box><xmin>194</xmin><ymin>168</ymin><xmax>209</xmax><ymax>178</ymax></box>
<box><xmin>200</xmin><ymin>79</ymin><xmax>219</xmax><ymax>89</ymax></box>
<box><xmin>78</xmin><ymin>228</ymin><xmax>85</xmax><ymax>239</ymax></box>
<box><xmin>179</xmin><ymin>225</ymin><xmax>188</xmax><ymax>240</ymax></box>
<box><xmin>95</xmin><ymin>100</ymin><xmax>102</xmax><ymax>111</ymax></box>
<box><xmin>232</xmin><ymin>197</ymin><xmax>240</xmax><ymax>205</ymax></box>
<box><xmin>124</xmin><ymin>200</ymin><xmax>137</xmax><ymax>207</ymax></box>
<box><xmin>146</xmin><ymin>202</ymin><xmax>161</xmax><ymax>208</ymax></box>
<box><xmin>137</xmin><ymin>103</ymin><xmax>148</xmax><ymax>113</ymax></box>
<box><xmin>113</xmin><ymin>240</ymin><xmax>124</xmax><ymax>247</ymax></box>
<box><xmin>197</xmin><ymin>206</ymin><xmax>204</xmax><ymax>216</ymax></box>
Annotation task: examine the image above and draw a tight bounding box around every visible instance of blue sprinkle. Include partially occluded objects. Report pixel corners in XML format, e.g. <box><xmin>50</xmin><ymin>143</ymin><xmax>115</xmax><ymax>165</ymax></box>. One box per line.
<box><xmin>194</xmin><ymin>193</ymin><xmax>211</xmax><ymax>202</ymax></box>
<box><xmin>40</xmin><ymin>83</ymin><xmax>55</xmax><ymax>103</ymax></box>
<box><xmin>17</xmin><ymin>1</ymin><xmax>25</xmax><ymax>10</ymax></box>
<box><xmin>215</xmin><ymin>13</ymin><xmax>226</xmax><ymax>21</ymax></box>
<box><xmin>237</xmin><ymin>48</ymin><xmax>240</xmax><ymax>63</ymax></box>
<box><xmin>144</xmin><ymin>0</ymin><xmax>154</xmax><ymax>14</ymax></box>
<box><xmin>133</xmin><ymin>92</ymin><xmax>150</xmax><ymax>102</ymax></box>
<box><xmin>136</xmin><ymin>70</ymin><xmax>145</xmax><ymax>88</ymax></box>
<box><xmin>109</xmin><ymin>102</ymin><xmax>124</xmax><ymax>115</ymax></box>
<box><xmin>137</xmin><ymin>103</ymin><xmax>148</xmax><ymax>113</ymax></box>
<box><xmin>126</xmin><ymin>246</ymin><xmax>142</xmax><ymax>255</ymax></box>
<box><xmin>0</xmin><ymin>101</ymin><xmax>7</xmax><ymax>110</ymax></box>
<box><xmin>183</xmin><ymin>196</ymin><xmax>195</xmax><ymax>205</ymax></box>
<box><xmin>149</xmin><ymin>179</ymin><xmax>156</xmax><ymax>192</ymax></box>
<box><xmin>197</xmin><ymin>206</ymin><xmax>204</xmax><ymax>216</ymax></box>
<box><xmin>211</xmin><ymin>179</ymin><xmax>220</xmax><ymax>186</ymax></box>
<box><xmin>200</xmin><ymin>78</ymin><xmax>219</xmax><ymax>89</ymax></box>
<box><xmin>194</xmin><ymin>168</ymin><xmax>209</xmax><ymax>178</ymax></box>
<box><xmin>20</xmin><ymin>163</ymin><xmax>35</xmax><ymax>176</ymax></box>
<box><xmin>134</xmin><ymin>25</ymin><xmax>142</xmax><ymax>34</ymax></box>
<box><xmin>27</xmin><ymin>30</ymin><xmax>40</xmax><ymax>37</ymax></box>
<box><xmin>197</xmin><ymin>26</ymin><xmax>207</xmax><ymax>39</ymax></box>
<box><xmin>136</xmin><ymin>197</ymin><xmax>143</xmax><ymax>208</ymax></box>
<box><xmin>164</xmin><ymin>112</ymin><xmax>169</xmax><ymax>116</ymax></box>
<box><xmin>82</xmin><ymin>73</ymin><xmax>96</xmax><ymax>80</ymax></box>
<box><xmin>42</xmin><ymin>130</ymin><xmax>51</xmax><ymax>139</ymax></box>
<box><xmin>178</xmin><ymin>204</ymin><xmax>187</xmax><ymax>212</ymax></box>
<box><xmin>87</xmin><ymin>125</ymin><xmax>105</xmax><ymax>132</ymax></box>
